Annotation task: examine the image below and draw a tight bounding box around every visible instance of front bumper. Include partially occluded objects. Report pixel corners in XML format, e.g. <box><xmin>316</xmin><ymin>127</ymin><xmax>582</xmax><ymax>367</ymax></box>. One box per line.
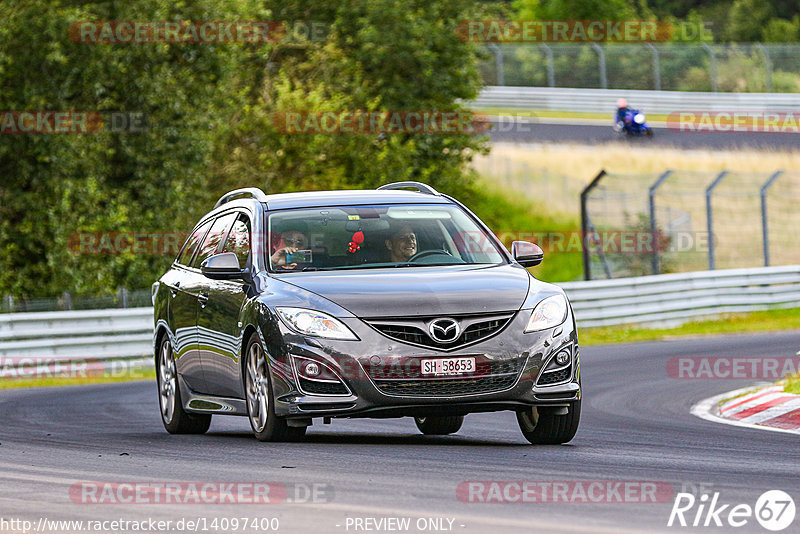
<box><xmin>267</xmin><ymin>310</ymin><xmax>581</xmax><ymax>419</ymax></box>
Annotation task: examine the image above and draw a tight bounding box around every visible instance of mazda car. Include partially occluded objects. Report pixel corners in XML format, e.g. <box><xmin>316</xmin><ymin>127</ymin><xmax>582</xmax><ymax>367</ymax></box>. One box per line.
<box><xmin>152</xmin><ymin>182</ymin><xmax>581</xmax><ymax>443</ymax></box>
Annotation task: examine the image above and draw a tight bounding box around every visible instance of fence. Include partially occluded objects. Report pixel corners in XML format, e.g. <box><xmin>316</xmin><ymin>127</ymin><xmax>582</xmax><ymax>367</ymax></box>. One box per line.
<box><xmin>581</xmin><ymin>169</ymin><xmax>800</xmax><ymax>280</ymax></box>
<box><xmin>471</xmin><ymin>86</ymin><xmax>800</xmax><ymax>114</ymax></box>
<box><xmin>1</xmin><ymin>266</ymin><xmax>798</xmax><ymax>369</ymax></box>
<box><xmin>480</xmin><ymin>43</ymin><xmax>800</xmax><ymax>92</ymax></box>
<box><xmin>1</xmin><ymin>288</ymin><xmax>151</xmax><ymax>314</ymax></box>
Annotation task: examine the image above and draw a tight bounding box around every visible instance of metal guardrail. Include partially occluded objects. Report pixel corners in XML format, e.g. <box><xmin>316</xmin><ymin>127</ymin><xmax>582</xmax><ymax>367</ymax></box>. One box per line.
<box><xmin>560</xmin><ymin>265</ymin><xmax>800</xmax><ymax>328</ymax></box>
<box><xmin>0</xmin><ymin>307</ymin><xmax>152</xmax><ymax>362</ymax></box>
<box><xmin>471</xmin><ymin>86</ymin><xmax>800</xmax><ymax>115</ymax></box>
<box><xmin>0</xmin><ymin>265</ymin><xmax>798</xmax><ymax>365</ymax></box>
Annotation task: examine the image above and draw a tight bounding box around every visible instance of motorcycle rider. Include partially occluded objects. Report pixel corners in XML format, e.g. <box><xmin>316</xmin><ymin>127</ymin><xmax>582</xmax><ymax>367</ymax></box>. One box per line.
<box><xmin>615</xmin><ymin>98</ymin><xmax>630</xmax><ymax>131</ymax></box>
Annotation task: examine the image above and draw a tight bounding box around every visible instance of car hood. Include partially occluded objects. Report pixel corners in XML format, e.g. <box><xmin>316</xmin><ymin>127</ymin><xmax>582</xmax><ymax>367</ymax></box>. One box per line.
<box><xmin>275</xmin><ymin>264</ymin><xmax>531</xmax><ymax>317</ymax></box>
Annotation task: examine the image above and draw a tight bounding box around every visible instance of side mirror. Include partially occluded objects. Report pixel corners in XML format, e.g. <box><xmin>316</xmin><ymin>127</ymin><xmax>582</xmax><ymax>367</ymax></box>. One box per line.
<box><xmin>511</xmin><ymin>241</ymin><xmax>543</xmax><ymax>267</ymax></box>
<box><xmin>201</xmin><ymin>252</ymin><xmax>246</xmax><ymax>280</ymax></box>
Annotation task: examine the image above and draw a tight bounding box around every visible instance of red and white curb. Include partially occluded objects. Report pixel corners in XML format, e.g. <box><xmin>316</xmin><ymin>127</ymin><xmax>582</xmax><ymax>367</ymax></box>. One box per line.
<box><xmin>692</xmin><ymin>383</ymin><xmax>800</xmax><ymax>435</ymax></box>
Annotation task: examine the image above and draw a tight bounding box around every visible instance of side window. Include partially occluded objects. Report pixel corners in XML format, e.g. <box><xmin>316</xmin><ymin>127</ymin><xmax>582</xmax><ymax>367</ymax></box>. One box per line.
<box><xmin>192</xmin><ymin>212</ymin><xmax>238</xmax><ymax>268</ymax></box>
<box><xmin>177</xmin><ymin>219</ymin><xmax>213</xmax><ymax>266</ymax></box>
<box><xmin>221</xmin><ymin>213</ymin><xmax>251</xmax><ymax>268</ymax></box>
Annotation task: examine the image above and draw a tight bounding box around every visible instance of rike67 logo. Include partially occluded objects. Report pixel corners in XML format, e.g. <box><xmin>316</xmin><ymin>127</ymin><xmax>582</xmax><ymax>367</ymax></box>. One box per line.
<box><xmin>668</xmin><ymin>490</ymin><xmax>795</xmax><ymax>531</ymax></box>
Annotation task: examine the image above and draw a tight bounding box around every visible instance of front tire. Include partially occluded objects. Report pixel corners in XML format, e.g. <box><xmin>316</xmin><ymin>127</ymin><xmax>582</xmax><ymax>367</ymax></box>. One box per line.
<box><xmin>157</xmin><ymin>336</ymin><xmax>211</xmax><ymax>434</ymax></box>
<box><xmin>414</xmin><ymin>415</ymin><xmax>464</xmax><ymax>435</ymax></box>
<box><xmin>244</xmin><ymin>336</ymin><xmax>306</xmax><ymax>442</ymax></box>
<box><xmin>517</xmin><ymin>401</ymin><xmax>580</xmax><ymax>444</ymax></box>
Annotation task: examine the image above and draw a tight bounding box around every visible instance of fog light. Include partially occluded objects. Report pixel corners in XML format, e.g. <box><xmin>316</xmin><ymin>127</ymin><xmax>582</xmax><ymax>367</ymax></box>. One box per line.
<box><xmin>554</xmin><ymin>351</ymin><xmax>570</xmax><ymax>366</ymax></box>
<box><xmin>304</xmin><ymin>361</ymin><xmax>320</xmax><ymax>377</ymax></box>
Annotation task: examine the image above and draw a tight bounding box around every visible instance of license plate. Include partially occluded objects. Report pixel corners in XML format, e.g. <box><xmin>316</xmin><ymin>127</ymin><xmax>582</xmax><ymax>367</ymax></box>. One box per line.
<box><xmin>421</xmin><ymin>357</ymin><xmax>476</xmax><ymax>376</ymax></box>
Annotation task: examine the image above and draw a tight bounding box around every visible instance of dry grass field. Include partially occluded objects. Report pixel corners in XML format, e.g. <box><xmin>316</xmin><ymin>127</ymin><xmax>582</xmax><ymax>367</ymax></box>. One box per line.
<box><xmin>474</xmin><ymin>142</ymin><xmax>800</xmax><ymax>272</ymax></box>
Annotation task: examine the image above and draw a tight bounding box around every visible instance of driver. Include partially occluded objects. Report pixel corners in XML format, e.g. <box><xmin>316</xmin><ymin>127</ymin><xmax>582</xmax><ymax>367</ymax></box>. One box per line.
<box><xmin>385</xmin><ymin>224</ymin><xmax>417</xmax><ymax>262</ymax></box>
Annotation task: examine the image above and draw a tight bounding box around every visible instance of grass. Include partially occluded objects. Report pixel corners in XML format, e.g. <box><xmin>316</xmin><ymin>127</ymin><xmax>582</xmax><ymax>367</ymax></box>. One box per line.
<box><xmin>579</xmin><ymin>308</ymin><xmax>800</xmax><ymax>346</ymax></box>
<box><xmin>476</xmin><ymin>143</ymin><xmax>800</xmax><ymax>219</ymax></box>
<box><xmin>785</xmin><ymin>373</ymin><xmax>800</xmax><ymax>395</ymax></box>
<box><xmin>464</xmin><ymin>181</ymin><xmax>583</xmax><ymax>282</ymax></box>
<box><xmin>0</xmin><ymin>368</ymin><xmax>155</xmax><ymax>390</ymax></box>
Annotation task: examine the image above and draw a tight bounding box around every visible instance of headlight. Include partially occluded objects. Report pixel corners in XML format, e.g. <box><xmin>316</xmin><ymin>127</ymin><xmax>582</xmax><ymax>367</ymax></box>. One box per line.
<box><xmin>634</xmin><ymin>113</ymin><xmax>645</xmax><ymax>124</ymax></box>
<box><xmin>524</xmin><ymin>295</ymin><xmax>568</xmax><ymax>332</ymax></box>
<box><xmin>276</xmin><ymin>307</ymin><xmax>358</xmax><ymax>340</ymax></box>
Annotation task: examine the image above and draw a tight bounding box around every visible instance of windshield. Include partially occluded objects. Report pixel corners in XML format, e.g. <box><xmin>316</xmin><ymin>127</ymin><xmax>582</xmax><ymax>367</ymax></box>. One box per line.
<box><xmin>267</xmin><ymin>204</ymin><xmax>506</xmax><ymax>272</ymax></box>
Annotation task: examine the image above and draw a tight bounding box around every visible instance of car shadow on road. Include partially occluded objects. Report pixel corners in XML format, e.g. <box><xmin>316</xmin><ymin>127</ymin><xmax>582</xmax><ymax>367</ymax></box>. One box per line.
<box><xmin>203</xmin><ymin>430</ymin><xmax>560</xmax><ymax>447</ymax></box>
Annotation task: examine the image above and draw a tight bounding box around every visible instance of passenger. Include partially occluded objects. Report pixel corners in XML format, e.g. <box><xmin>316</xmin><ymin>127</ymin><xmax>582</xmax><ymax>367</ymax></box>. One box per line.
<box><xmin>271</xmin><ymin>223</ymin><xmax>309</xmax><ymax>269</ymax></box>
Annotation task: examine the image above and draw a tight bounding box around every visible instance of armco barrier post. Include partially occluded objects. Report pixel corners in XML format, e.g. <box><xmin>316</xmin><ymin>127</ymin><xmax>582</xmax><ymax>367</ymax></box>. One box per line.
<box><xmin>760</xmin><ymin>170</ymin><xmax>783</xmax><ymax>267</ymax></box>
<box><xmin>581</xmin><ymin>170</ymin><xmax>607</xmax><ymax>281</ymax></box>
<box><xmin>648</xmin><ymin>170</ymin><xmax>673</xmax><ymax>274</ymax></box>
<box><xmin>705</xmin><ymin>170</ymin><xmax>729</xmax><ymax>270</ymax></box>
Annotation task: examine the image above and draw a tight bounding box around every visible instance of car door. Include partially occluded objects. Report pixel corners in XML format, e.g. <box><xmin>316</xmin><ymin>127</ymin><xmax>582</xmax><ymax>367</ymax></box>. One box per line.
<box><xmin>168</xmin><ymin>218</ymin><xmax>213</xmax><ymax>393</ymax></box>
<box><xmin>197</xmin><ymin>211</ymin><xmax>253</xmax><ymax>398</ymax></box>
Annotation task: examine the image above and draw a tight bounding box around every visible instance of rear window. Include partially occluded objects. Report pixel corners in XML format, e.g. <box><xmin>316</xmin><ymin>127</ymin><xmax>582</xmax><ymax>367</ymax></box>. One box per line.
<box><xmin>192</xmin><ymin>213</ymin><xmax>238</xmax><ymax>268</ymax></box>
<box><xmin>176</xmin><ymin>219</ymin><xmax>213</xmax><ymax>266</ymax></box>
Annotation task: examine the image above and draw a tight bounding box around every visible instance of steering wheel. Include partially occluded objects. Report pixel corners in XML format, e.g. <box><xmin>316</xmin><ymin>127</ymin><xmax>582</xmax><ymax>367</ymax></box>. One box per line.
<box><xmin>406</xmin><ymin>249</ymin><xmax>454</xmax><ymax>263</ymax></box>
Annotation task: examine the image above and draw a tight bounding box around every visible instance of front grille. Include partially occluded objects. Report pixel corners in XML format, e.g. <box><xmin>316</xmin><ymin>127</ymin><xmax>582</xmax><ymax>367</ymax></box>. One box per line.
<box><xmin>367</xmin><ymin>313</ymin><xmax>514</xmax><ymax>350</ymax></box>
<box><xmin>536</xmin><ymin>364</ymin><xmax>572</xmax><ymax>385</ymax></box>
<box><xmin>372</xmin><ymin>324</ymin><xmax>428</xmax><ymax>345</ymax></box>
<box><xmin>298</xmin><ymin>377</ymin><xmax>349</xmax><ymax>395</ymax></box>
<box><xmin>370</xmin><ymin>358</ymin><xmax>524</xmax><ymax>397</ymax></box>
<box><xmin>462</xmin><ymin>318</ymin><xmax>506</xmax><ymax>343</ymax></box>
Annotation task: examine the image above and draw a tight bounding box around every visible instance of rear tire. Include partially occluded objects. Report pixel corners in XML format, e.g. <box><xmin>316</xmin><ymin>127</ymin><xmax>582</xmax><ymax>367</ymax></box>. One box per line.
<box><xmin>414</xmin><ymin>415</ymin><xmax>464</xmax><ymax>435</ymax></box>
<box><xmin>244</xmin><ymin>335</ymin><xmax>306</xmax><ymax>442</ymax></box>
<box><xmin>157</xmin><ymin>336</ymin><xmax>211</xmax><ymax>435</ymax></box>
<box><xmin>517</xmin><ymin>401</ymin><xmax>580</xmax><ymax>444</ymax></box>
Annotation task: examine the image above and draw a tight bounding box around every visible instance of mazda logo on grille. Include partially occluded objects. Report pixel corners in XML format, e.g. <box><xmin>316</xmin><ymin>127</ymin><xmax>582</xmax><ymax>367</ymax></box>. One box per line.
<box><xmin>428</xmin><ymin>318</ymin><xmax>461</xmax><ymax>343</ymax></box>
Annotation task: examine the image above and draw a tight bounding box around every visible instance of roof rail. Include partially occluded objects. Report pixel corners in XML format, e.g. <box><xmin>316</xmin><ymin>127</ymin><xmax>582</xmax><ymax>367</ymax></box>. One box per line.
<box><xmin>376</xmin><ymin>181</ymin><xmax>440</xmax><ymax>196</ymax></box>
<box><xmin>214</xmin><ymin>187</ymin><xmax>269</xmax><ymax>208</ymax></box>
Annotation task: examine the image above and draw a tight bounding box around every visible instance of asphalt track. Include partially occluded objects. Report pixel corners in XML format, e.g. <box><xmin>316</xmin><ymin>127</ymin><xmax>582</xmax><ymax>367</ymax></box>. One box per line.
<box><xmin>1</xmin><ymin>331</ymin><xmax>799</xmax><ymax>534</ymax></box>
<box><xmin>487</xmin><ymin>119</ymin><xmax>800</xmax><ymax>150</ymax></box>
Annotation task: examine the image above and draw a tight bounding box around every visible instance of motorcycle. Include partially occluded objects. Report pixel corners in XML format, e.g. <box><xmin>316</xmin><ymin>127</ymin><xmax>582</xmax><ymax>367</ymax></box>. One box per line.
<box><xmin>613</xmin><ymin>108</ymin><xmax>653</xmax><ymax>137</ymax></box>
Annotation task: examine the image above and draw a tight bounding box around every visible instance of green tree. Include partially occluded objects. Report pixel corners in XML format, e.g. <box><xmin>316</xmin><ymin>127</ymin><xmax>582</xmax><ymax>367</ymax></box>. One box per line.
<box><xmin>513</xmin><ymin>0</ymin><xmax>643</xmax><ymax>20</ymax></box>
<box><xmin>762</xmin><ymin>17</ymin><xmax>800</xmax><ymax>42</ymax></box>
<box><xmin>0</xmin><ymin>0</ymin><xmax>265</xmax><ymax>298</ymax></box>
<box><xmin>724</xmin><ymin>0</ymin><xmax>774</xmax><ymax>41</ymax></box>
<box><xmin>0</xmin><ymin>0</ymin><xmax>491</xmax><ymax>299</ymax></box>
